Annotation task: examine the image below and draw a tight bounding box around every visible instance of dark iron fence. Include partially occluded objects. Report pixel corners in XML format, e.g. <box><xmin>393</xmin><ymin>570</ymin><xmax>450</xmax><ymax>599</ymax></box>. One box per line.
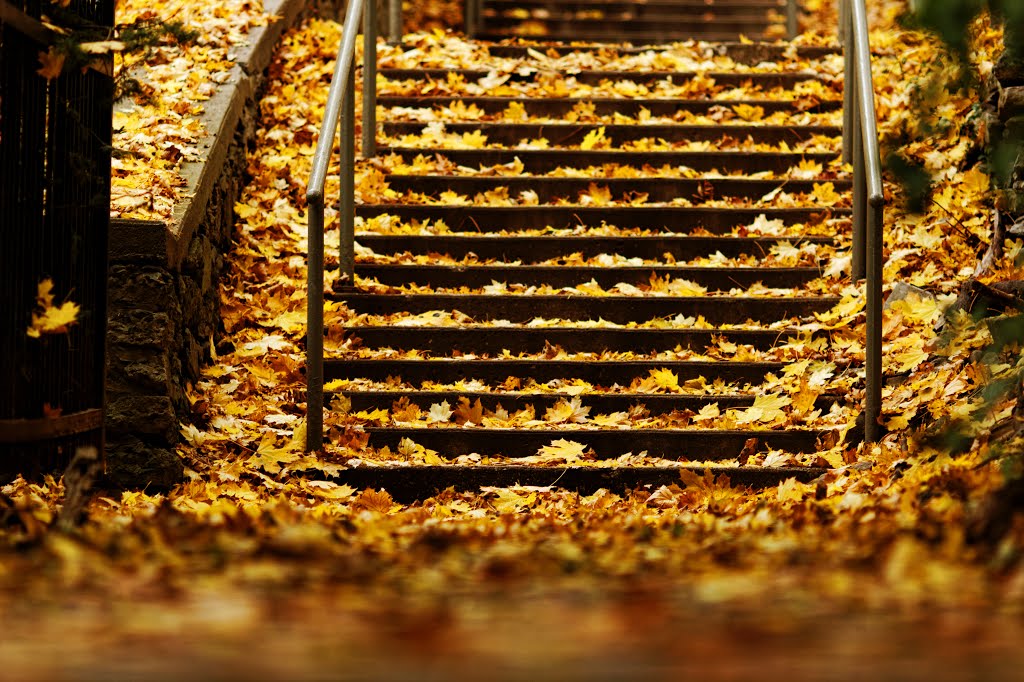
<box><xmin>0</xmin><ymin>0</ymin><xmax>113</xmax><ymax>479</ymax></box>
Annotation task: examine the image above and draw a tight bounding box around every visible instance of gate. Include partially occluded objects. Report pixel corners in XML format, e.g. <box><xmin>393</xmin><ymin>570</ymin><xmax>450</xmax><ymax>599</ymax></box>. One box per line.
<box><xmin>0</xmin><ymin>0</ymin><xmax>114</xmax><ymax>480</ymax></box>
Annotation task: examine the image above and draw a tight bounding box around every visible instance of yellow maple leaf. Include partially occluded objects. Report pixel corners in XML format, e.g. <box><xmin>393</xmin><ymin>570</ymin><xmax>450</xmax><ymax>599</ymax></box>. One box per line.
<box><xmin>732</xmin><ymin>104</ymin><xmax>764</xmax><ymax>121</ymax></box>
<box><xmin>580</xmin><ymin>126</ymin><xmax>608</xmax><ymax>151</ymax></box>
<box><xmin>354</xmin><ymin>488</ymin><xmax>400</xmax><ymax>514</ymax></box>
<box><xmin>502</xmin><ymin>100</ymin><xmax>528</xmax><ymax>121</ymax></box>
<box><xmin>790</xmin><ymin>376</ymin><xmax>820</xmax><ymax>416</ymax></box>
<box><xmin>461</xmin><ymin>130</ymin><xmax>488</xmax><ymax>148</ymax></box>
<box><xmin>590</xmin><ymin>411</ymin><xmax>629</xmax><ymax>427</ymax></box>
<box><xmin>735</xmin><ymin>393</ymin><xmax>790</xmax><ymax>424</ymax></box>
<box><xmin>250</xmin><ymin>432</ymin><xmax>301</xmax><ymax>475</ymax></box>
<box><xmin>455</xmin><ymin>397</ymin><xmax>484</xmax><ymax>425</ymax></box>
<box><xmin>647</xmin><ymin>368</ymin><xmax>680</xmax><ymax>392</ymax></box>
<box><xmin>961</xmin><ymin>165</ymin><xmax>989</xmax><ymax>195</ymax></box>
<box><xmin>536</xmin><ymin>438</ymin><xmax>588</xmax><ymax>463</ymax></box>
<box><xmin>27</xmin><ymin>279</ymin><xmax>79</xmax><ymax>338</ymax></box>
<box><xmin>776</xmin><ymin>477</ymin><xmax>805</xmax><ymax>503</ymax></box>
<box><xmin>543</xmin><ymin>397</ymin><xmax>590</xmax><ymax>424</ymax></box>
<box><xmin>488</xmin><ymin>488</ymin><xmax>537</xmax><ymax>513</ymax></box>
<box><xmin>891</xmin><ymin>345</ymin><xmax>929</xmax><ymax>373</ymax></box>
<box><xmin>579</xmin><ymin>182</ymin><xmax>612</xmax><ymax>206</ymax></box>
<box><xmin>426</xmin><ymin>401</ymin><xmax>453</xmax><ymax>423</ymax></box>
<box><xmin>811</xmin><ymin>182</ymin><xmax>841</xmax><ymax>205</ymax></box>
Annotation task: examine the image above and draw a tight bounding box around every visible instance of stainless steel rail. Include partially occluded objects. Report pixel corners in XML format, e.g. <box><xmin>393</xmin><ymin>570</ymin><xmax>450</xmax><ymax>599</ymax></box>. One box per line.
<box><xmin>306</xmin><ymin>0</ymin><xmax>379</xmax><ymax>451</ymax></box>
<box><xmin>841</xmin><ymin>0</ymin><xmax>885</xmax><ymax>442</ymax></box>
<box><xmin>389</xmin><ymin>0</ymin><xmax>402</xmax><ymax>45</ymax></box>
<box><xmin>466</xmin><ymin>0</ymin><xmax>481</xmax><ymax>37</ymax></box>
<box><xmin>786</xmin><ymin>0</ymin><xmax>798</xmax><ymax>40</ymax></box>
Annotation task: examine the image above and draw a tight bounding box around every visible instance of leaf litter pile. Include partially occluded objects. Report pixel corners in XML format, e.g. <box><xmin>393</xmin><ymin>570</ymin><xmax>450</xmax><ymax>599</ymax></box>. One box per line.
<box><xmin>6</xmin><ymin>0</ymin><xmax>1024</xmax><ymax>676</ymax></box>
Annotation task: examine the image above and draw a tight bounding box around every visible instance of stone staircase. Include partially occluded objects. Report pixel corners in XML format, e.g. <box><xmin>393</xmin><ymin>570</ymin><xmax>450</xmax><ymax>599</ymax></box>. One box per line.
<box><xmin>323</xmin><ymin>6</ymin><xmax>853</xmax><ymax>500</ymax></box>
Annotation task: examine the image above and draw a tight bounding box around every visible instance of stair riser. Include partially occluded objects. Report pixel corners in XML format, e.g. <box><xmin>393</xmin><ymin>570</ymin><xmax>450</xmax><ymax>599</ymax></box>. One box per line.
<box><xmin>381</xmin><ymin>69</ymin><xmax>832</xmax><ymax>90</ymax></box>
<box><xmin>483</xmin><ymin>17</ymin><xmax>780</xmax><ymax>33</ymax></box>
<box><xmin>335</xmin><ymin>293</ymin><xmax>837</xmax><ymax>324</ymax></box>
<box><xmin>481</xmin><ymin>44</ymin><xmax>840</xmax><ymax>61</ymax></box>
<box><xmin>354</xmin><ymin>235</ymin><xmax>839</xmax><ymax>261</ymax></box>
<box><xmin>325</xmin><ymin>359</ymin><xmax>786</xmax><ymax>385</ymax></box>
<box><xmin>355</xmin><ymin>265</ymin><xmax>821</xmax><ymax>289</ymax></box>
<box><xmin>365</xmin><ymin>428</ymin><xmax>823</xmax><ymax>458</ymax></box>
<box><xmin>484</xmin><ymin>0</ymin><xmax>787</xmax><ymax>15</ymax></box>
<box><xmin>345</xmin><ymin>327</ymin><xmax>828</xmax><ymax>354</ymax></box>
<box><xmin>378</xmin><ymin>148</ymin><xmax>839</xmax><ymax>174</ymax></box>
<box><xmin>356</xmin><ymin>205</ymin><xmax>849</xmax><ymax>234</ymax></box>
<box><xmin>379</xmin><ymin>96</ymin><xmax>841</xmax><ymax>116</ymax></box>
<box><xmin>382</xmin><ymin>122</ymin><xmax>841</xmax><ymax>146</ymax></box>
<box><xmin>340</xmin><ymin>390</ymin><xmax>841</xmax><ymax>415</ymax></box>
<box><xmin>327</xmin><ymin>465</ymin><xmax>827</xmax><ymax>502</ymax></box>
<box><xmin>474</xmin><ymin>31</ymin><xmax>776</xmax><ymax>43</ymax></box>
<box><xmin>383</xmin><ymin>176</ymin><xmax>850</xmax><ymax>203</ymax></box>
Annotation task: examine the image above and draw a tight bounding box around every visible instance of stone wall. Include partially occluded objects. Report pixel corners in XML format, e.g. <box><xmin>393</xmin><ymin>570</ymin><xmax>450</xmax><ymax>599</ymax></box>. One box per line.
<box><xmin>993</xmin><ymin>50</ymin><xmax>1024</xmax><ymax>217</ymax></box>
<box><xmin>105</xmin><ymin>0</ymin><xmax>307</xmax><ymax>489</ymax></box>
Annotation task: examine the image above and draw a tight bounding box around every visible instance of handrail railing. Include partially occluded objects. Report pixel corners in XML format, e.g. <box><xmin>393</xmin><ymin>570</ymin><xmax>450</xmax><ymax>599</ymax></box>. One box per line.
<box><xmin>840</xmin><ymin>0</ymin><xmax>885</xmax><ymax>443</ymax></box>
<box><xmin>306</xmin><ymin>0</ymin><xmax>380</xmax><ymax>451</ymax></box>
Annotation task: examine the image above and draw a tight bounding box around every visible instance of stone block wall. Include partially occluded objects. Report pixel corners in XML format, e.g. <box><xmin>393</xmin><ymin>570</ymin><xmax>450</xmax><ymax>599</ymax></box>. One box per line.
<box><xmin>105</xmin><ymin>0</ymin><xmax>309</xmax><ymax>489</ymax></box>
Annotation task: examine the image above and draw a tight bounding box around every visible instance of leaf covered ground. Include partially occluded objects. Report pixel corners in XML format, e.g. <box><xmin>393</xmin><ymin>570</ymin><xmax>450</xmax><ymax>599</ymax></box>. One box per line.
<box><xmin>6</xmin><ymin>0</ymin><xmax>1024</xmax><ymax>677</ymax></box>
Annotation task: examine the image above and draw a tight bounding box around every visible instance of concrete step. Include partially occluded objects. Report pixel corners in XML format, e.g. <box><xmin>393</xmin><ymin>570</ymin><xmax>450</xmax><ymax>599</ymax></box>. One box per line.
<box><xmin>353</xmin><ymin>234</ymin><xmax>840</xmax><ymax>261</ymax></box>
<box><xmin>378</xmin><ymin>96</ymin><xmax>841</xmax><ymax>117</ymax></box>
<box><xmin>342</xmin><ymin>326</ymin><xmax>829</xmax><ymax>354</ymax></box>
<box><xmin>325</xmin><ymin>465</ymin><xmax>827</xmax><ymax>503</ymax></box>
<box><xmin>376</xmin><ymin>147</ymin><xmax>840</xmax><ymax>175</ymax></box>
<box><xmin>332</xmin><ymin>292</ymin><xmax>838</xmax><ymax>324</ymax></box>
<box><xmin>382</xmin><ymin>175</ymin><xmax>849</xmax><ymax>203</ymax></box>
<box><xmin>355</xmin><ymin>263</ymin><xmax>823</xmax><ymax>289</ymax></box>
<box><xmin>356</xmin><ymin>204</ymin><xmax>849</xmax><ymax>234</ymax></box>
<box><xmin>382</xmin><ymin>121</ymin><xmax>841</xmax><ymax>145</ymax></box>
<box><xmin>338</xmin><ymin>389</ymin><xmax>842</xmax><ymax>415</ymax></box>
<box><xmin>380</xmin><ymin>68</ymin><xmax>832</xmax><ymax>90</ymax></box>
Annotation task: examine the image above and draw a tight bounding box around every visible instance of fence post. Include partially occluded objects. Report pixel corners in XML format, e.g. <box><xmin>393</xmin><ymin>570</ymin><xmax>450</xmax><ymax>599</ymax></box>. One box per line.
<box><xmin>363</xmin><ymin>0</ymin><xmax>377</xmax><ymax>157</ymax></box>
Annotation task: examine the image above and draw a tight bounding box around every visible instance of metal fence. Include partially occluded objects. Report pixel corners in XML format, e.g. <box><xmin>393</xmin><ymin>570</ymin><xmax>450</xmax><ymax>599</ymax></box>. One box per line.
<box><xmin>0</xmin><ymin>0</ymin><xmax>113</xmax><ymax>479</ymax></box>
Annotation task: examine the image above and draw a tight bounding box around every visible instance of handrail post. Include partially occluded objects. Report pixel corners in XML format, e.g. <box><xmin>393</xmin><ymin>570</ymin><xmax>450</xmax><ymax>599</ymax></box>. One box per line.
<box><xmin>852</xmin><ymin>109</ymin><xmax>866</xmax><ymax>280</ymax></box>
<box><xmin>363</xmin><ymin>0</ymin><xmax>377</xmax><ymax>158</ymax></box>
<box><xmin>842</xmin><ymin>2</ymin><xmax>853</xmax><ymax>164</ymax></box>
<box><xmin>306</xmin><ymin>194</ymin><xmax>325</xmax><ymax>452</ymax></box>
<box><xmin>786</xmin><ymin>0</ymin><xmax>798</xmax><ymax>40</ymax></box>
<box><xmin>865</xmin><ymin>199</ymin><xmax>884</xmax><ymax>442</ymax></box>
<box><xmin>388</xmin><ymin>0</ymin><xmax>402</xmax><ymax>45</ymax></box>
<box><xmin>466</xmin><ymin>0</ymin><xmax>479</xmax><ymax>37</ymax></box>
<box><xmin>340</xmin><ymin>67</ymin><xmax>356</xmax><ymax>286</ymax></box>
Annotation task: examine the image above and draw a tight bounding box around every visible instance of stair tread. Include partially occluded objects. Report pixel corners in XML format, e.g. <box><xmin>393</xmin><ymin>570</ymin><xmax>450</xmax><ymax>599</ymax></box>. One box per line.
<box><xmin>363</xmin><ymin>427</ymin><xmax>826</xmax><ymax>457</ymax></box>
<box><xmin>325</xmin><ymin>465</ymin><xmax>828</xmax><ymax>502</ymax></box>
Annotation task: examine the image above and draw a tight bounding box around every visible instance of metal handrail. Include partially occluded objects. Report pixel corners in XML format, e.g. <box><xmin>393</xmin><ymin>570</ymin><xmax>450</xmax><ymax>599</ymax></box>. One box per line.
<box><xmin>840</xmin><ymin>0</ymin><xmax>885</xmax><ymax>442</ymax></box>
<box><xmin>306</xmin><ymin>0</ymin><xmax>379</xmax><ymax>451</ymax></box>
